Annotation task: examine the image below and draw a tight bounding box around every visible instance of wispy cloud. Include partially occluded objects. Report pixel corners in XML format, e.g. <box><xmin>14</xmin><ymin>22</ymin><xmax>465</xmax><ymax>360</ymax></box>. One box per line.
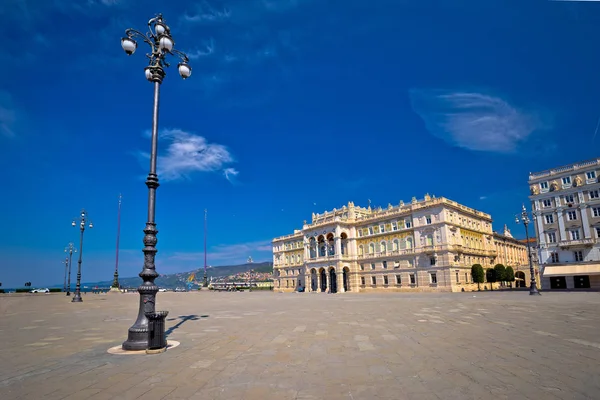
<box><xmin>137</xmin><ymin>128</ymin><xmax>237</xmax><ymax>181</ymax></box>
<box><xmin>223</xmin><ymin>167</ymin><xmax>239</xmax><ymax>182</ymax></box>
<box><xmin>178</xmin><ymin>0</ymin><xmax>316</xmax><ymax>106</ymax></box>
<box><xmin>409</xmin><ymin>89</ymin><xmax>544</xmax><ymax>154</ymax></box>
<box><xmin>187</xmin><ymin>38</ymin><xmax>216</xmax><ymax>60</ymax></box>
<box><xmin>479</xmin><ymin>196</ymin><xmax>488</xmax><ymax>200</ymax></box>
<box><xmin>183</xmin><ymin>1</ymin><xmax>231</xmax><ymax>23</ymax></box>
<box><xmin>0</xmin><ymin>91</ymin><xmax>17</xmax><ymax>138</ymax></box>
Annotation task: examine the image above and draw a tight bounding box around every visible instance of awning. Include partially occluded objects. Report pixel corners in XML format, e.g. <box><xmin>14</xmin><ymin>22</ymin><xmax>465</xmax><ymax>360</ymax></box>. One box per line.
<box><xmin>543</xmin><ymin>264</ymin><xmax>600</xmax><ymax>277</ymax></box>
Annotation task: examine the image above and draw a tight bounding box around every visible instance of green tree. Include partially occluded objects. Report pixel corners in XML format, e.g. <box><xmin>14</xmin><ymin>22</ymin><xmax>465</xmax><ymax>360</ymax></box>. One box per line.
<box><xmin>486</xmin><ymin>268</ymin><xmax>497</xmax><ymax>291</ymax></box>
<box><xmin>494</xmin><ymin>264</ymin><xmax>506</xmax><ymax>287</ymax></box>
<box><xmin>505</xmin><ymin>266</ymin><xmax>515</xmax><ymax>289</ymax></box>
<box><xmin>471</xmin><ymin>264</ymin><xmax>485</xmax><ymax>291</ymax></box>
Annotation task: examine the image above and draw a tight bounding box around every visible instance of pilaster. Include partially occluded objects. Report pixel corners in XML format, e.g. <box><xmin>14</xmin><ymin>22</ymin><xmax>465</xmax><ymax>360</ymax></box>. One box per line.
<box><xmin>556</xmin><ymin>207</ymin><xmax>567</xmax><ymax>241</ymax></box>
<box><xmin>580</xmin><ymin>204</ymin><xmax>591</xmax><ymax>238</ymax></box>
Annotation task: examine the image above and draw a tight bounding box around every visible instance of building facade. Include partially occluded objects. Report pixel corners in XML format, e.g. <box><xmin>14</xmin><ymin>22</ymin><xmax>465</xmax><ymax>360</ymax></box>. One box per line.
<box><xmin>493</xmin><ymin>225</ymin><xmax>540</xmax><ymax>288</ymax></box>
<box><xmin>272</xmin><ymin>195</ymin><xmax>506</xmax><ymax>293</ymax></box>
<box><xmin>529</xmin><ymin>158</ymin><xmax>600</xmax><ymax>290</ymax></box>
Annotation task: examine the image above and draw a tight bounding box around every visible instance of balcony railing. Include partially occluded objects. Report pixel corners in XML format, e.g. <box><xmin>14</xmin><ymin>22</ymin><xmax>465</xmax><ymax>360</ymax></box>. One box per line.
<box><xmin>559</xmin><ymin>238</ymin><xmax>595</xmax><ymax>248</ymax></box>
<box><xmin>356</xmin><ymin>249</ymin><xmax>415</xmax><ymax>259</ymax></box>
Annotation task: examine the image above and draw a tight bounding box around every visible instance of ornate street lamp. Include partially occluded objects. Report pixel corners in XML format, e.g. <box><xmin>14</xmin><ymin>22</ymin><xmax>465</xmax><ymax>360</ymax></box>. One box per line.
<box><xmin>71</xmin><ymin>210</ymin><xmax>93</xmax><ymax>302</ymax></box>
<box><xmin>120</xmin><ymin>14</ymin><xmax>191</xmax><ymax>351</ymax></box>
<box><xmin>515</xmin><ymin>204</ymin><xmax>541</xmax><ymax>296</ymax></box>
<box><xmin>64</xmin><ymin>243</ymin><xmax>77</xmax><ymax>296</ymax></box>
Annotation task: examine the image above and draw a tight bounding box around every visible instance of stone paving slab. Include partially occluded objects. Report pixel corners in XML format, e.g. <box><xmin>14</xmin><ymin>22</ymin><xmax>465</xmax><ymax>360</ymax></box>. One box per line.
<box><xmin>0</xmin><ymin>291</ymin><xmax>599</xmax><ymax>399</ymax></box>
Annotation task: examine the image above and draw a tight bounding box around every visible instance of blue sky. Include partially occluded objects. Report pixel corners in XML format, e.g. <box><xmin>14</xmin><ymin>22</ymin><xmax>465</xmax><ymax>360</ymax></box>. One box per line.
<box><xmin>1</xmin><ymin>0</ymin><xmax>599</xmax><ymax>288</ymax></box>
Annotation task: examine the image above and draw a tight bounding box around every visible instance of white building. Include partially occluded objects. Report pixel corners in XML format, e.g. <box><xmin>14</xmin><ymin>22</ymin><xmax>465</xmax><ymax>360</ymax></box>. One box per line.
<box><xmin>528</xmin><ymin>158</ymin><xmax>600</xmax><ymax>289</ymax></box>
<box><xmin>272</xmin><ymin>195</ymin><xmax>501</xmax><ymax>293</ymax></box>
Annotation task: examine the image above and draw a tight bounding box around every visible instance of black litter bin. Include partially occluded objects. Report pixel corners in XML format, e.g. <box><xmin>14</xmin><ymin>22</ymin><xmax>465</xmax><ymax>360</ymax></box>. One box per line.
<box><xmin>145</xmin><ymin>311</ymin><xmax>169</xmax><ymax>351</ymax></box>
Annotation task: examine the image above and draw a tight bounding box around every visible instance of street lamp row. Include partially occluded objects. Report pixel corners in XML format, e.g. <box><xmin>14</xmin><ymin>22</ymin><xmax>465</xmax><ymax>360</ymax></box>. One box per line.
<box><xmin>64</xmin><ymin>242</ymin><xmax>76</xmax><ymax>296</ymax></box>
<box><xmin>71</xmin><ymin>210</ymin><xmax>93</xmax><ymax>302</ymax></box>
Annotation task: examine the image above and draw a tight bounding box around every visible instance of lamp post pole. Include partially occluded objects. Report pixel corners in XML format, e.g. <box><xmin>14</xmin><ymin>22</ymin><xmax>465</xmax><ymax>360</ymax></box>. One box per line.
<box><xmin>203</xmin><ymin>209</ymin><xmax>208</xmax><ymax>287</ymax></box>
<box><xmin>71</xmin><ymin>210</ymin><xmax>93</xmax><ymax>302</ymax></box>
<box><xmin>516</xmin><ymin>204</ymin><xmax>541</xmax><ymax>296</ymax></box>
<box><xmin>65</xmin><ymin>243</ymin><xmax>77</xmax><ymax>296</ymax></box>
<box><xmin>120</xmin><ymin>14</ymin><xmax>191</xmax><ymax>351</ymax></box>
<box><xmin>112</xmin><ymin>194</ymin><xmax>123</xmax><ymax>291</ymax></box>
<box><xmin>63</xmin><ymin>257</ymin><xmax>69</xmax><ymax>293</ymax></box>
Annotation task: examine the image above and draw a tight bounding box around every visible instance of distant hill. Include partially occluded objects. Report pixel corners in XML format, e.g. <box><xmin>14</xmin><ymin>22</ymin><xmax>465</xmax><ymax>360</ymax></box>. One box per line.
<box><xmin>81</xmin><ymin>261</ymin><xmax>273</xmax><ymax>289</ymax></box>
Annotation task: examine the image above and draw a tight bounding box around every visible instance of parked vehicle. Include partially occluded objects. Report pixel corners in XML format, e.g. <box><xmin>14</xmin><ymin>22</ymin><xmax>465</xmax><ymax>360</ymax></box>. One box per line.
<box><xmin>30</xmin><ymin>288</ymin><xmax>50</xmax><ymax>293</ymax></box>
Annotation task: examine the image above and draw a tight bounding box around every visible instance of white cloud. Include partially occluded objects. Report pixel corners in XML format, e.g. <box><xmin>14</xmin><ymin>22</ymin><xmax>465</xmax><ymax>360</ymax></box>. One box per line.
<box><xmin>183</xmin><ymin>1</ymin><xmax>231</xmax><ymax>23</ymax></box>
<box><xmin>479</xmin><ymin>196</ymin><xmax>488</xmax><ymax>200</ymax></box>
<box><xmin>409</xmin><ymin>89</ymin><xmax>541</xmax><ymax>154</ymax></box>
<box><xmin>223</xmin><ymin>167</ymin><xmax>239</xmax><ymax>182</ymax></box>
<box><xmin>187</xmin><ymin>38</ymin><xmax>216</xmax><ymax>60</ymax></box>
<box><xmin>139</xmin><ymin>128</ymin><xmax>237</xmax><ymax>181</ymax></box>
<box><xmin>0</xmin><ymin>91</ymin><xmax>17</xmax><ymax>138</ymax></box>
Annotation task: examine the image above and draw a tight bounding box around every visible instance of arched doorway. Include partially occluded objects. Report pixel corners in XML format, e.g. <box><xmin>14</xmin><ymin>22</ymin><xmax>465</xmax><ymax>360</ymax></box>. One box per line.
<box><xmin>310</xmin><ymin>268</ymin><xmax>317</xmax><ymax>291</ymax></box>
<box><xmin>343</xmin><ymin>267</ymin><xmax>350</xmax><ymax>292</ymax></box>
<box><xmin>329</xmin><ymin>268</ymin><xmax>337</xmax><ymax>293</ymax></box>
<box><xmin>515</xmin><ymin>271</ymin><xmax>526</xmax><ymax>288</ymax></box>
<box><xmin>319</xmin><ymin>268</ymin><xmax>327</xmax><ymax>292</ymax></box>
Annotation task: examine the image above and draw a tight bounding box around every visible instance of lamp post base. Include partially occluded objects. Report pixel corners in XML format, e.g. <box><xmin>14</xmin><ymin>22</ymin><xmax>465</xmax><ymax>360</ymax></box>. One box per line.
<box><xmin>109</xmin><ymin>287</ymin><xmax>121</xmax><ymax>293</ymax></box>
<box><xmin>122</xmin><ymin>327</ymin><xmax>149</xmax><ymax>351</ymax></box>
<box><xmin>72</xmin><ymin>294</ymin><xmax>83</xmax><ymax>302</ymax></box>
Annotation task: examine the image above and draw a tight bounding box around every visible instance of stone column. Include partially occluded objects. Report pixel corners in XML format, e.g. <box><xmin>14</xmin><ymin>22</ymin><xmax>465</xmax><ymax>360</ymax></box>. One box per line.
<box><xmin>580</xmin><ymin>205</ymin><xmax>591</xmax><ymax>238</ymax></box>
<box><xmin>337</xmin><ymin>270</ymin><xmax>345</xmax><ymax>293</ymax></box>
<box><xmin>334</xmin><ymin>237</ymin><xmax>342</xmax><ymax>257</ymax></box>
<box><xmin>316</xmin><ymin>271</ymin><xmax>321</xmax><ymax>292</ymax></box>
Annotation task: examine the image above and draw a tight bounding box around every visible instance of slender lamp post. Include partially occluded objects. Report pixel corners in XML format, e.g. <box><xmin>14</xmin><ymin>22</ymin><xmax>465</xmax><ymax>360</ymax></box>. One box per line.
<box><xmin>65</xmin><ymin>243</ymin><xmax>77</xmax><ymax>296</ymax></box>
<box><xmin>71</xmin><ymin>210</ymin><xmax>93</xmax><ymax>302</ymax></box>
<box><xmin>112</xmin><ymin>194</ymin><xmax>123</xmax><ymax>291</ymax></box>
<box><xmin>515</xmin><ymin>204</ymin><xmax>541</xmax><ymax>296</ymax></box>
<box><xmin>120</xmin><ymin>14</ymin><xmax>191</xmax><ymax>351</ymax></box>
<box><xmin>62</xmin><ymin>257</ymin><xmax>69</xmax><ymax>293</ymax></box>
<box><xmin>203</xmin><ymin>209</ymin><xmax>208</xmax><ymax>287</ymax></box>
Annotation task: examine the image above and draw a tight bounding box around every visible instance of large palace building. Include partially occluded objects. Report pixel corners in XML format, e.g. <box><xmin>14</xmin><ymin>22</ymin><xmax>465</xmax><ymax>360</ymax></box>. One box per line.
<box><xmin>529</xmin><ymin>158</ymin><xmax>600</xmax><ymax>290</ymax></box>
<box><xmin>272</xmin><ymin>195</ymin><xmax>533</xmax><ymax>293</ymax></box>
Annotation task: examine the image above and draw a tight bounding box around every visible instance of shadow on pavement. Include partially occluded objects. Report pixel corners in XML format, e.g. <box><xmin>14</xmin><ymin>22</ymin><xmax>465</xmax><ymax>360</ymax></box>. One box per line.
<box><xmin>165</xmin><ymin>314</ymin><xmax>209</xmax><ymax>336</ymax></box>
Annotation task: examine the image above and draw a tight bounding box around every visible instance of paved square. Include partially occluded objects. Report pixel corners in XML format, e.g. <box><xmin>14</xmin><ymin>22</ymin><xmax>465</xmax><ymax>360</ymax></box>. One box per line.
<box><xmin>1</xmin><ymin>291</ymin><xmax>599</xmax><ymax>399</ymax></box>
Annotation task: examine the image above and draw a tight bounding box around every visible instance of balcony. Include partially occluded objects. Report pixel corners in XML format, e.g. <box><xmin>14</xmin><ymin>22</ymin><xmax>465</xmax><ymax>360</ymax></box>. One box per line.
<box><xmin>422</xmin><ymin>245</ymin><xmax>442</xmax><ymax>253</ymax></box>
<box><xmin>356</xmin><ymin>249</ymin><xmax>415</xmax><ymax>259</ymax></box>
<box><xmin>306</xmin><ymin>252</ymin><xmax>353</xmax><ymax>263</ymax></box>
<box><xmin>559</xmin><ymin>238</ymin><xmax>595</xmax><ymax>249</ymax></box>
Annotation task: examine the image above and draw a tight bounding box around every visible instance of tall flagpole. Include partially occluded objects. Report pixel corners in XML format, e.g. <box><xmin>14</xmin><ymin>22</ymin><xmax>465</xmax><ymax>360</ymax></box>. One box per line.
<box><xmin>203</xmin><ymin>209</ymin><xmax>208</xmax><ymax>287</ymax></box>
<box><xmin>111</xmin><ymin>194</ymin><xmax>122</xmax><ymax>291</ymax></box>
